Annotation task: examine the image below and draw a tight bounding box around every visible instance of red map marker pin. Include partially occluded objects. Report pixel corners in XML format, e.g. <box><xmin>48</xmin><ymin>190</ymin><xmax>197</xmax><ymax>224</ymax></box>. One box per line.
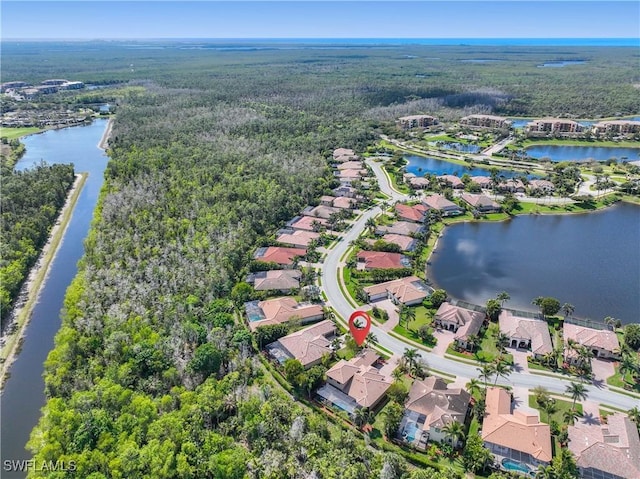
<box><xmin>348</xmin><ymin>310</ymin><xmax>371</xmax><ymax>346</ymax></box>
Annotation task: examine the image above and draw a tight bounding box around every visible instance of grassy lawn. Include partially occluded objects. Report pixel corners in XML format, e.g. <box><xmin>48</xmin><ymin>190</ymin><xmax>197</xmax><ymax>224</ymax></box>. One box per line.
<box><xmin>476</xmin><ymin>323</ymin><xmax>514</xmax><ymax>364</ymax></box>
<box><xmin>392</xmin><ymin>306</ymin><xmax>438</xmax><ymax>348</ymax></box>
<box><xmin>342</xmin><ymin>266</ymin><xmax>364</xmax><ymax>306</ymax></box>
<box><xmin>509</xmin><ymin>195</ymin><xmax>619</xmax><ymax>216</ymax></box>
<box><xmin>606</xmin><ymin>364</ymin><xmax>640</xmax><ymax>394</ymax></box>
<box><xmin>381</xmin><ymin>164</ymin><xmax>411</xmax><ymax>194</ymax></box>
<box><xmin>518</xmin><ymin>138</ymin><xmax>640</xmax><ymax>149</ymax></box>
<box><xmin>528</xmin><ymin>395</ymin><xmax>583</xmax><ymax>424</ymax></box>
<box><xmin>0</xmin><ymin>126</ymin><xmax>42</xmax><ymax>140</ymax></box>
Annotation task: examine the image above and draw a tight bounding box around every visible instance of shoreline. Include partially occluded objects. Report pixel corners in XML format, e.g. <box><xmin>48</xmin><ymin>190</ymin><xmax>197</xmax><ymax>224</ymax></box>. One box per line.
<box><xmin>98</xmin><ymin>117</ymin><xmax>113</xmax><ymax>150</ymax></box>
<box><xmin>0</xmin><ymin>172</ymin><xmax>88</xmax><ymax>390</ymax></box>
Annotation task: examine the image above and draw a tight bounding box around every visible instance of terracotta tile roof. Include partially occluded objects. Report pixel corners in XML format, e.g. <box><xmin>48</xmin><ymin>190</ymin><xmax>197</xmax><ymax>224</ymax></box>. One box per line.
<box><xmin>382</xmin><ymin>233</ymin><xmax>416</xmax><ymax>251</ymax></box>
<box><xmin>435</xmin><ymin>302</ymin><xmax>485</xmax><ymax>341</ymax></box>
<box><xmin>250</xmin><ymin>269</ymin><xmax>301</xmax><ymax>291</ymax></box>
<box><xmin>249</xmin><ymin>297</ymin><xmax>324</xmax><ymax>331</ymax></box>
<box><xmin>482</xmin><ymin>387</ymin><xmax>552</xmax><ymax>463</ymax></box>
<box><xmin>376</xmin><ymin>221</ymin><xmax>424</xmax><ymax>236</ymax></box>
<box><xmin>289</xmin><ymin>215</ymin><xmax>328</xmax><ymax>231</ymax></box>
<box><xmin>333</xmin><ymin>148</ymin><xmax>356</xmax><ymax>159</ymax></box>
<box><xmin>326</xmin><ymin>350</ymin><xmax>391</xmax><ymax>408</ymax></box>
<box><xmin>339</xmin><ymin>168</ymin><xmax>366</xmax><ymax>179</ymax></box>
<box><xmin>363</xmin><ymin>276</ymin><xmax>429</xmax><ymax>304</ymax></box>
<box><xmin>438</xmin><ymin>175</ymin><xmax>464</xmax><ymax>188</ymax></box>
<box><xmin>275</xmin><ymin>320</ymin><xmax>336</xmax><ymax>368</ymax></box>
<box><xmin>276</xmin><ymin>230</ymin><xmax>320</xmax><ymax>248</ymax></box>
<box><xmin>406</xmin><ymin>376</ymin><xmax>471</xmax><ymax>429</ymax></box>
<box><xmin>357</xmin><ymin>251</ymin><xmax>409</xmax><ymax>270</ymax></box>
<box><xmin>320</xmin><ymin>195</ymin><xmax>336</xmax><ymax>204</ymax></box>
<box><xmin>303</xmin><ymin>205</ymin><xmax>341</xmax><ymax>220</ymax></box>
<box><xmin>471</xmin><ymin>176</ymin><xmax>493</xmax><ymax>186</ymax></box>
<box><xmin>254</xmin><ymin>246</ymin><xmax>306</xmax><ymax>266</ymax></box>
<box><xmin>337</xmin><ymin>161</ymin><xmax>364</xmax><ymax>170</ymax></box>
<box><xmin>395</xmin><ymin>203</ymin><xmax>427</xmax><ymax>223</ymax></box>
<box><xmin>569</xmin><ymin>413</ymin><xmax>640</xmax><ymax>479</ymax></box>
<box><xmin>499</xmin><ymin>310</ymin><xmax>553</xmax><ymax>355</ymax></box>
<box><xmin>332</xmin><ymin>196</ymin><xmax>355</xmax><ymax>209</ymax></box>
<box><xmin>529</xmin><ymin>179</ymin><xmax>555</xmax><ymax>190</ymax></box>
<box><xmin>422</xmin><ymin>194</ymin><xmax>462</xmax><ymax>212</ymax></box>
<box><xmin>563</xmin><ymin>323</ymin><xmax>620</xmax><ymax>354</ymax></box>
<box><xmin>460</xmin><ymin>193</ymin><xmax>500</xmax><ymax>210</ymax></box>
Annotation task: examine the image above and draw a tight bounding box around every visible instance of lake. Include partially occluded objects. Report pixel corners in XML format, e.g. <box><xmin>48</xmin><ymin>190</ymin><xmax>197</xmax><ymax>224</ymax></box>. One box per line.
<box><xmin>537</xmin><ymin>60</ymin><xmax>586</xmax><ymax>68</ymax></box>
<box><xmin>428</xmin><ymin>202</ymin><xmax>640</xmax><ymax>324</ymax></box>
<box><xmin>525</xmin><ymin>144</ymin><xmax>640</xmax><ymax>162</ymax></box>
<box><xmin>1</xmin><ymin>120</ymin><xmax>109</xmax><ymax>478</ymax></box>
<box><xmin>405</xmin><ymin>154</ymin><xmax>530</xmax><ymax>178</ymax></box>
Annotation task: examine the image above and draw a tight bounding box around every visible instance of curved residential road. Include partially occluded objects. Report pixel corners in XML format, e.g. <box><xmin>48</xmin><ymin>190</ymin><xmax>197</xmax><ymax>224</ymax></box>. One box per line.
<box><xmin>320</xmin><ymin>157</ymin><xmax>640</xmax><ymax>411</ymax></box>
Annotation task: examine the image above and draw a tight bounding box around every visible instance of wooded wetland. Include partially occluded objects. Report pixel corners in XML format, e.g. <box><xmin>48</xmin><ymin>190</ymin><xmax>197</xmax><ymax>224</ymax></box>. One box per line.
<box><xmin>1</xmin><ymin>41</ymin><xmax>639</xmax><ymax>478</ymax></box>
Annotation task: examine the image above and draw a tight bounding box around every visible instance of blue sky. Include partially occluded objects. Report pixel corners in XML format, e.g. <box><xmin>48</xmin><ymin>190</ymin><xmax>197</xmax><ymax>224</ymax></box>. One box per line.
<box><xmin>1</xmin><ymin>1</ymin><xmax>639</xmax><ymax>39</ymax></box>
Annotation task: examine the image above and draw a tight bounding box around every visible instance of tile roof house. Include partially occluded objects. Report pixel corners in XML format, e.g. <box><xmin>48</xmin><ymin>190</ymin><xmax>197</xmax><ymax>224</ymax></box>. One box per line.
<box><xmin>332</xmin><ymin>196</ymin><xmax>356</xmax><ymax>209</ymax></box>
<box><xmin>337</xmin><ymin>168</ymin><xmax>367</xmax><ymax>179</ymax></box>
<box><xmin>363</xmin><ymin>276</ymin><xmax>430</xmax><ymax>306</ymax></box>
<box><xmin>434</xmin><ymin>302</ymin><xmax>485</xmax><ymax>350</ymax></box>
<box><xmin>461</xmin><ymin>114</ymin><xmax>512</xmax><ymax>129</ymax></box>
<box><xmin>593</xmin><ymin>120</ymin><xmax>640</xmax><ymax>135</ymax></box>
<box><xmin>333</xmin><ymin>148</ymin><xmax>358</xmax><ymax>162</ymax></box>
<box><xmin>408</xmin><ymin>176</ymin><xmax>431</xmax><ymax>189</ymax></box>
<box><xmin>438</xmin><ymin>175</ymin><xmax>464</xmax><ymax>189</ymax></box>
<box><xmin>402</xmin><ymin>376</ymin><xmax>471</xmax><ymax>446</ymax></box>
<box><xmin>460</xmin><ymin>193</ymin><xmax>501</xmax><ymax>213</ymax></box>
<box><xmin>482</xmin><ymin>387</ymin><xmax>552</xmax><ymax>473</ymax></box>
<box><xmin>302</xmin><ymin>205</ymin><xmax>342</xmax><ymax>220</ymax></box>
<box><xmin>276</xmin><ymin>229</ymin><xmax>320</xmax><ymax>249</ymax></box>
<box><xmin>563</xmin><ymin>322</ymin><xmax>621</xmax><ymax>360</ymax></box>
<box><xmin>568</xmin><ymin>413</ymin><xmax>640</xmax><ymax>479</ymax></box>
<box><xmin>253</xmin><ymin>246</ymin><xmax>307</xmax><ymax>267</ymax></box>
<box><xmin>498</xmin><ymin>310</ymin><xmax>553</xmax><ymax>359</ymax></box>
<box><xmin>246</xmin><ymin>269</ymin><xmax>301</xmax><ymax>292</ymax></box>
<box><xmin>320</xmin><ymin>195</ymin><xmax>336</xmax><ymax>206</ymax></box>
<box><xmin>397</xmin><ymin>115</ymin><xmax>438</xmax><ymax>130</ymax></box>
<box><xmin>526</xmin><ymin>118</ymin><xmax>584</xmax><ymax>134</ymax></box>
<box><xmin>395</xmin><ymin>203</ymin><xmax>428</xmax><ymax>223</ymax></box>
<box><xmin>322</xmin><ymin>350</ymin><xmax>392</xmax><ymax>410</ymax></box>
<box><xmin>528</xmin><ymin>179</ymin><xmax>555</xmax><ymax>193</ymax></box>
<box><xmin>333</xmin><ymin>185</ymin><xmax>357</xmax><ymax>198</ymax></box>
<box><xmin>267</xmin><ymin>320</ymin><xmax>336</xmax><ymax>368</ymax></box>
<box><xmin>287</xmin><ymin>215</ymin><xmax>328</xmax><ymax>232</ymax></box>
<box><xmin>422</xmin><ymin>194</ymin><xmax>464</xmax><ymax>217</ymax></box>
<box><xmin>381</xmin><ymin>233</ymin><xmax>417</xmax><ymax>251</ymax></box>
<box><xmin>471</xmin><ymin>176</ymin><xmax>493</xmax><ymax>188</ymax></box>
<box><xmin>497</xmin><ymin>179</ymin><xmax>526</xmax><ymax>193</ymax></box>
<box><xmin>375</xmin><ymin>221</ymin><xmax>425</xmax><ymax>237</ymax></box>
<box><xmin>337</xmin><ymin>160</ymin><xmax>364</xmax><ymax>170</ymax></box>
<box><xmin>356</xmin><ymin>251</ymin><xmax>411</xmax><ymax>270</ymax></box>
<box><xmin>245</xmin><ymin>297</ymin><xmax>324</xmax><ymax>331</ymax></box>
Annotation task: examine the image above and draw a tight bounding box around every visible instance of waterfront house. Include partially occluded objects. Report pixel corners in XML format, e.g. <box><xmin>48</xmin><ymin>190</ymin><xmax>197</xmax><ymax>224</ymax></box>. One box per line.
<box><xmin>408</xmin><ymin>176</ymin><xmax>430</xmax><ymax>189</ymax></box>
<box><xmin>528</xmin><ymin>179</ymin><xmax>555</xmax><ymax>194</ymax></box>
<box><xmin>498</xmin><ymin>310</ymin><xmax>553</xmax><ymax>359</ymax></box>
<box><xmin>563</xmin><ymin>322</ymin><xmax>620</xmax><ymax>361</ymax></box>
<box><xmin>266</xmin><ymin>320</ymin><xmax>336</xmax><ymax>368</ymax></box>
<box><xmin>438</xmin><ymin>175</ymin><xmax>464</xmax><ymax>189</ymax></box>
<box><xmin>422</xmin><ymin>194</ymin><xmax>464</xmax><ymax>217</ymax></box>
<box><xmin>356</xmin><ymin>251</ymin><xmax>411</xmax><ymax>271</ymax></box>
<box><xmin>381</xmin><ymin>233</ymin><xmax>417</xmax><ymax>252</ymax></box>
<box><xmin>460</xmin><ymin>114</ymin><xmax>512</xmax><ymax>129</ymax></box>
<box><xmin>254</xmin><ymin>246</ymin><xmax>307</xmax><ymax>268</ymax></box>
<box><xmin>460</xmin><ymin>193</ymin><xmax>501</xmax><ymax>213</ymax></box>
<box><xmin>246</xmin><ymin>269</ymin><xmax>301</xmax><ymax>292</ymax></box>
<box><xmin>434</xmin><ymin>302</ymin><xmax>485</xmax><ymax>350</ymax></box>
<box><xmin>397</xmin><ymin>115</ymin><xmax>439</xmax><ymax>130</ymax></box>
<box><xmin>395</xmin><ymin>203</ymin><xmax>428</xmax><ymax>223</ymax></box>
<box><xmin>318</xmin><ymin>349</ymin><xmax>392</xmax><ymax>413</ymax></box>
<box><xmin>568</xmin><ymin>413</ymin><xmax>640</xmax><ymax>479</ymax></box>
<box><xmin>526</xmin><ymin>118</ymin><xmax>584</xmax><ymax>134</ymax></box>
<box><xmin>363</xmin><ymin>276</ymin><xmax>430</xmax><ymax>305</ymax></box>
<box><xmin>496</xmin><ymin>179</ymin><xmax>526</xmax><ymax>194</ymax></box>
<box><xmin>593</xmin><ymin>120</ymin><xmax>640</xmax><ymax>136</ymax></box>
<box><xmin>375</xmin><ymin>221</ymin><xmax>425</xmax><ymax>237</ymax></box>
<box><xmin>245</xmin><ymin>297</ymin><xmax>324</xmax><ymax>331</ymax></box>
<box><xmin>287</xmin><ymin>215</ymin><xmax>328</xmax><ymax>232</ymax></box>
<box><xmin>482</xmin><ymin>387</ymin><xmax>552</xmax><ymax>473</ymax></box>
<box><xmin>276</xmin><ymin>229</ymin><xmax>320</xmax><ymax>249</ymax></box>
<box><xmin>400</xmin><ymin>376</ymin><xmax>471</xmax><ymax>447</ymax></box>
<box><xmin>471</xmin><ymin>176</ymin><xmax>493</xmax><ymax>188</ymax></box>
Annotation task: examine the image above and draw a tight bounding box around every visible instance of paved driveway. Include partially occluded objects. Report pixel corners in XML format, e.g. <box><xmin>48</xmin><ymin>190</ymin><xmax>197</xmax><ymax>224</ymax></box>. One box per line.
<box><xmin>591</xmin><ymin>357</ymin><xmax>615</xmax><ymax>384</ymax></box>
<box><xmin>372</xmin><ymin>299</ymin><xmax>399</xmax><ymax>332</ymax></box>
<box><xmin>432</xmin><ymin>328</ymin><xmax>455</xmax><ymax>355</ymax></box>
<box><xmin>509</xmin><ymin>348</ymin><xmax>530</xmax><ymax>374</ymax></box>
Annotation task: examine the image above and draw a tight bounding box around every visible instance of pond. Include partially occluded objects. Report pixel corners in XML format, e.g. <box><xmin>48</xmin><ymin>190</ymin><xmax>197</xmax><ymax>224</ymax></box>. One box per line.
<box><xmin>525</xmin><ymin>144</ymin><xmax>640</xmax><ymax>162</ymax></box>
<box><xmin>537</xmin><ymin>60</ymin><xmax>586</xmax><ymax>68</ymax></box>
<box><xmin>429</xmin><ymin>141</ymin><xmax>482</xmax><ymax>154</ymax></box>
<box><xmin>428</xmin><ymin>202</ymin><xmax>640</xmax><ymax>324</ymax></box>
<box><xmin>405</xmin><ymin>154</ymin><xmax>531</xmax><ymax>179</ymax></box>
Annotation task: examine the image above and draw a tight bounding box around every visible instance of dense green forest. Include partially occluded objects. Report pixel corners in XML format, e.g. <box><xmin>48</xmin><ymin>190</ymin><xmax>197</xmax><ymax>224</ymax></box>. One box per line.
<box><xmin>7</xmin><ymin>42</ymin><xmax>637</xmax><ymax>478</ymax></box>
<box><xmin>0</xmin><ymin>162</ymin><xmax>75</xmax><ymax>319</ymax></box>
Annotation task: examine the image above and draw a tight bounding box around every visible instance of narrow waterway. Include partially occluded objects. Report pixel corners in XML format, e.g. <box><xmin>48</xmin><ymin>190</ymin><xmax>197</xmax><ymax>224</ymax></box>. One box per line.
<box><xmin>1</xmin><ymin>119</ymin><xmax>109</xmax><ymax>478</ymax></box>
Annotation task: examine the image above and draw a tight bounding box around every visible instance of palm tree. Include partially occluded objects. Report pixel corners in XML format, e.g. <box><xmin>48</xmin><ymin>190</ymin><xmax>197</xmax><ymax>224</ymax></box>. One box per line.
<box><xmin>466</xmin><ymin>378</ymin><xmax>482</xmax><ymax>396</ymax></box>
<box><xmin>477</xmin><ymin>364</ymin><xmax>495</xmax><ymax>388</ymax></box>
<box><xmin>532</xmin><ymin>385</ymin><xmax>551</xmax><ymax>406</ymax></box>
<box><xmin>618</xmin><ymin>353</ymin><xmax>640</xmax><ymax>385</ymax></box>
<box><xmin>365</xmin><ymin>217</ymin><xmax>377</xmax><ymax>233</ymax></box>
<box><xmin>402</xmin><ymin>348</ymin><xmax>419</xmax><ymax>372</ymax></box>
<box><xmin>365</xmin><ymin>332</ymin><xmax>378</xmax><ymax>347</ymax></box>
<box><xmin>353</xmin><ymin>407</ymin><xmax>374</xmax><ymax>429</ymax></box>
<box><xmin>604</xmin><ymin>316</ymin><xmax>621</xmax><ymax>331</ymax></box>
<box><xmin>561</xmin><ymin>303</ymin><xmax>575</xmax><ymax>319</ymax></box>
<box><xmin>627</xmin><ymin>406</ymin><xmax>640</xmax><ymax>428</ymax></box>
<box><xmin>562</xmin><ymin>408</ymin><xmax>582</xmax><ymax>426</ymax></box>
<box><xmin>496</xmin><ymin>291</ymin><xmax>510</xmax><ymax>306</ymax></box>
<box><xmin>536</xmin><ymin>464</ymin><xmax>558</xmax><ymax>479</ymax></box>
<box><xmin>391</xmin><ymin>367</ymin><xmax>404</xmax><ymax>382</ymax></box>
<box><xmin>402</xmin><ymin>306</ymin><xmax>416</xmax><ymax>329</ymax></box>
<box><xmin>466</xmin><ymin>334</ymin><xmax>481</xmax><ymax>353</ymax></box>
<box><xmin>492</xmin><ymin>359</ymin><xmax>513</xmax><ymax>386</ymax></box>
<box><xmin>494</xmin><ymin>332</ymin><xmax>510</xmax><ymax>355</ymax></box>
<box><xmin>441</xmin><ymin>420</ymin><xmax>466</xmax><ymax>449</ymax></box>
<box><xmin>565</xmin><ymin>382</ymin><xmax>588</xmax><ymax>410</ymax></box>
<box><xmin>541</xmin><ymin>398</ymin><xmax>557</xmax><ymax>423</ymax></box>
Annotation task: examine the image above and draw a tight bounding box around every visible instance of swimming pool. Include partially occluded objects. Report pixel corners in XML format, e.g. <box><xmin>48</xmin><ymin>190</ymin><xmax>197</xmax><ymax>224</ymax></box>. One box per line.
<box><xmin>403</xmin><ymin>422</ymin><xmax>419</xmax><ymax>442</ymax></box>
<box><xmin>501</xmin><ymin>458</ymin><xmax>533</xmax><ymax>476</ymax></box>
